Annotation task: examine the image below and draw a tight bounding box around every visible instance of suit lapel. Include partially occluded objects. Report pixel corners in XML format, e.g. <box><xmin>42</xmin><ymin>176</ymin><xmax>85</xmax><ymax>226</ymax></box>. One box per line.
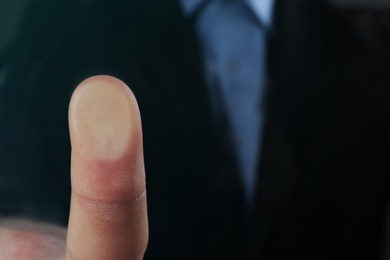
<box><xmin>250</xmin><ymin>0</ymin><xmax>331</xmax><ymax>257</ymax></box>
<box><xmin>138</xmin><ymin>0</ymin><xmax>216</xmax><ymax>157</ymax></box>
<box><xmin>111</xmin><ymin>0</ymin><xmax>217</xmax><ymax>164</ymax></box>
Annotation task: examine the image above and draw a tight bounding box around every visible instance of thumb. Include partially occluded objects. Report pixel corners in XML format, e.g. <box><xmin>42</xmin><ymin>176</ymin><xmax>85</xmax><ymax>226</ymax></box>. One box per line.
<box><xmin>66</xmin><ymin>75</ymin><xmax>148</xmax><ymax>260</ymax></box>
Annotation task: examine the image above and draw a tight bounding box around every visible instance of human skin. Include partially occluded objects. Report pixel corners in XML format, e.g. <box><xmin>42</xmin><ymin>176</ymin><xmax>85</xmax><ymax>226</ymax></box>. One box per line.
<box><xmin>0</xmin><ymin>76</ymin><xmax>149</xmax><ymax>260</ymax></box>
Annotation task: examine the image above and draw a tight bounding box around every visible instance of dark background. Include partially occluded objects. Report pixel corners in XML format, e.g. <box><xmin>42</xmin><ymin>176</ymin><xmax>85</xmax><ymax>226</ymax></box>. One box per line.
<box><xmin>1</xmin><ymin>0</ymin><xmax>389</xmax><ymax>53</ymax></box>
<box><xmin>0</xmin><ymin>0</ymin><xmax>32</xmax><ymax>54</ymax></box>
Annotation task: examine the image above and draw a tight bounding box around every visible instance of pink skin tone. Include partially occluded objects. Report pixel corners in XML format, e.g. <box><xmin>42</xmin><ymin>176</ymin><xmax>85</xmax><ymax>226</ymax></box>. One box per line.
<box><xmin>0</xmin><ymin>76</ymin><xmax>149</xmax><ymax>260</ymax></box>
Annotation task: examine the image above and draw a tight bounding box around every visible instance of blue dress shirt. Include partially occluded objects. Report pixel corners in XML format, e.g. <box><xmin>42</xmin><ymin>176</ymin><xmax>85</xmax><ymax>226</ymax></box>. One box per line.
<box><xmin>180</xmin><ymin>0</ymin><xmax>275</xmax><ymax>205</ymax></box>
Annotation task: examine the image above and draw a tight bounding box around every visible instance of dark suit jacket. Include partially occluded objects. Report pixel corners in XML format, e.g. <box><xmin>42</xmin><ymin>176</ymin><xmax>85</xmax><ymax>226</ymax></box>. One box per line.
<box><xmin>0</xmin><ymin>0</ymin><xmax>389</xmax><ymax>259</ymax></box>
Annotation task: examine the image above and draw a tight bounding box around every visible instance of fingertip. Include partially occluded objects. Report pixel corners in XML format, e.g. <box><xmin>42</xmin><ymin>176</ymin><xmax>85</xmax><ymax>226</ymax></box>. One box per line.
<box><xmin>68</xmin><ymin>74</ymin><xmax>145</xmax><ymax>201</ymax></box>
<box><xmin>68</xmin><ymin>75</ymin><xmax>142</xmax><ymax>162</ymax></box>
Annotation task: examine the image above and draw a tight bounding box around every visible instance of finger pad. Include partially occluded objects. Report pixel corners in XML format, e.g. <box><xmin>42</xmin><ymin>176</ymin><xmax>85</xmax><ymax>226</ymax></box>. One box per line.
<box><xmin>68</xmin><ymin>75</ymin><xmax>145</xmax><ymax>201</ymax></box>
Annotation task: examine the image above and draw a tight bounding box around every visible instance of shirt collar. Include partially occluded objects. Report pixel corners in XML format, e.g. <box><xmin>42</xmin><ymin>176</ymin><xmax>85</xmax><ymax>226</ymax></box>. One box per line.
<box><xmin>180</xmin><ymin>0</ymin><xmax>206</xmax><ymax>16</ymax></box>
<box><xmin>245</xmin><ymin>0</ymin><xmax>275</xmax><ymax>28</ymax></box>
<box><xmin>179</xmin><ymin>0</ymin><xmax>275</xmax><ymax>28</ymax></box>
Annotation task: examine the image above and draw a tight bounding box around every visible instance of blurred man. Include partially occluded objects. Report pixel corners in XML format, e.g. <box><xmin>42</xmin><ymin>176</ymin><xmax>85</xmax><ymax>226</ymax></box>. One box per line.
<box><xmin>1</xmin><ymin>0</ymin><xmax>390</xmax><ymax>259</ymax></box>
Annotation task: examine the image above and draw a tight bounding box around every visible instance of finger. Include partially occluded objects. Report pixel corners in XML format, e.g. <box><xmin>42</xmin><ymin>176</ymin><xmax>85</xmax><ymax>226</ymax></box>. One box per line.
<box><xmin>0</xmin><ymin>219</ymin><xmax>66</xmax><ymax>260</ymax></box>
<box><xmin>66</xmin><ymin>75</ymin><xmax>148</xmax><ymax>260</ymax></box>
